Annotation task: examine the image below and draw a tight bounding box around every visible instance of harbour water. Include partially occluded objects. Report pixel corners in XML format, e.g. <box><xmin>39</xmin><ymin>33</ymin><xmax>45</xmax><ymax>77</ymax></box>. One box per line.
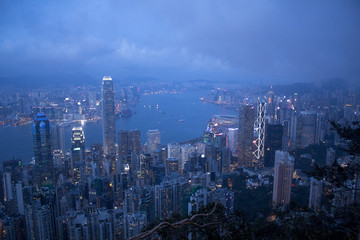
<box><xmin>0</xmin><ymin>91</ymin><xmax>236</xmax><ymax>165</ymax></box>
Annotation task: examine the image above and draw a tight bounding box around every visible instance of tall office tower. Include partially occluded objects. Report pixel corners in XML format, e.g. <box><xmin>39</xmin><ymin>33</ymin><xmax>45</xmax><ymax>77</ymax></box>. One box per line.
<box><xmin>238</xmin><ymin>105</ymin><xmax>255</xmax><ymax>167</ymax></box>
<box><xmin>272</xmin><ymin>151</ymin><xmax>294</xmax><ymax>205</ymax></box>
<box><xmin>264</xmin><ymin>123</ymin><xmax>283</xmax><ymax>167</ymax></box>
<box><xmin>295</xmin><ymin>111</ymin><xmax>319</xmax><ymax>149</ymax></box>
<box><xmin>326</xmin><ymin>148</ymin><xmax>336</xmax><ymax>166</ymax></box>
<box><xmin>146</xmin><ymin>129</ymin><xmax>160</xmax><ymax>153</ymax></box>
<box><xmin>118</xmin><ymin>130</ymin><xmax>128</xmax><ymax>157</ymax></box>
<box><xmin>51</xmin><ymin>124</ymin><xmax>65</xmax><ymax>154</ymax></box>
<box><xmin>167</xmin><ymin>142</ymin><xmax>181</xmax><ymax>159</ymax></box>
<box><xmin>128</xmin><ymin>130</ymin><xmax>141</xmax><ymax>155</ymax></box>
<box><xmin>102</xmin><ymin>77</ymin><xmax>116</xmax><ymax>151</ymax></box>
<box><xmin>253</xmin><ymin>98</ymin><xmax>266</xmax><ymax>164</ymax></box>
<box><xmin>226</xmin><ymin>128</ymin><xmax>238</xmax><ymax>155</ymax></box>
<box><xmin>102</xmin><ymin>76</ymin><xmax>116</xmax><ymax>174</ymax></box>
<box><xmin>180</xmin><ymin>144</ymin><xmax>196</xmax><ymax>172</ymax></box>
<box><xmin>32</xmin><ymin>113</ymin><xmax>53</xmax><ymax>185</ymax></box>
<box><xmin>309</xmin><ymin>178</ymin><xmax>322</xmax><ymax>211</ymax></box>
<box><xmin>71</xmin><ymin>126</ymin><xmax>85</xmax><ymax>184</ymax></box>
<box><xmin>118</xmin><ymin>130</ymin><xmax>141</xmax><ymax>158</ymax></box>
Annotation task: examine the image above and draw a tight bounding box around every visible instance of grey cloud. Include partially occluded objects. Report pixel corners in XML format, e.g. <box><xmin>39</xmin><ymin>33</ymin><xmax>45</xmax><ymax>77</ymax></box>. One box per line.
<box><xmin>0</xmin><ymin>0</ymin><xmax>359</xmax><ymax>84</ymax></box>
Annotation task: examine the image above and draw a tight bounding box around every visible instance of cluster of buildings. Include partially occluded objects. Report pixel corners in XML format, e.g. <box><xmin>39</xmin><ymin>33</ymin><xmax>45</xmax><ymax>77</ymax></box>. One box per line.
<box><xmin>1</xmin><ymin>77</ymin><xmax>360</xmax><ymax>239</ymax></box>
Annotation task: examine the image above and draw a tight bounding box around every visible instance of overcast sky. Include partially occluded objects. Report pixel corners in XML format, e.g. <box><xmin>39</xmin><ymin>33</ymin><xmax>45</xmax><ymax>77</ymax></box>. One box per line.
<box><xmin>1</xmin><ymin>0</ymin><xmax>359</xmax><ymax>84</ymax></box>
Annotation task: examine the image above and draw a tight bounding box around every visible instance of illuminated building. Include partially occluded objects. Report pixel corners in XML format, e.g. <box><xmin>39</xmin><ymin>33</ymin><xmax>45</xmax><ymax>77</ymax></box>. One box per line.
<box><xmin>238</xmin><ymin>105</ymin><xmax>255</xmax><ymax>167</ymax></box>
<box><xmin>166</xmin><ymin>158</ymin><xmax>179</xmax><ymax>176</ymax></box>
<box><xmin>180</xmin><ymin>144</ymin><xmax>196</xmax><ymax>172</ymax></box>
<box><xmin>71</xmin><ymin>126</ymin><xmax>85</xmax><ymax>184</ymax></box>
<box><xmin>205</xmin><ymin>144</ymin><xmax>230</xmax><ymax>174</ymax></box>
<box><xmin>102</xmin><ymin>76</ymin><xmax>116</xmax><ymax>173</ymax></box>
<box><xmin>32</xmin><ymin>113</ymin><xmax>53</xmax><ymax>185</ymax></box>
<box><xmin>226</xmin><ymin>128</ymin><xmax>238</xmax><ymax>154</ymax></box>
<box><xmin>118</xmin><ymin>129</ymin><xmax>141</xmax><ymax>158</ymax></box>
<box><xmin>167</xmin><ymin>142</ymin><xmax>181</xmax><ymax>159</ymax></box>
<box><xmin>272</xmin><ymin>151</ymin><xmax>294</xmax><ymax>205</ymax></box>
<box><xmin>253</xmin><ymin>98</ymin><xmax>266</xmax><ymax>164</ymax></box>
<box><xmin>154</xmin><ymin>179</ymin><xmax>188</xmax><ymax>220</ymax></box>
<box><xmin>146</xmin><ymin>129</ymin><xmax>160</xmax><ymax>153</ymax></box>
<box><xmin>124</xmin><ymin>212</ymin><xmax>147</xmax><ymax>239</ymax></box>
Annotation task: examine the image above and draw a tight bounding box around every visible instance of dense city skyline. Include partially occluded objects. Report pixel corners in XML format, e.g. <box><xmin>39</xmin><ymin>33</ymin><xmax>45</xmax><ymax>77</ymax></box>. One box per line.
<box><xmin>1</xmin><ymin>1</ymin><xmax>360</xmax><ymax>239</ymax></box>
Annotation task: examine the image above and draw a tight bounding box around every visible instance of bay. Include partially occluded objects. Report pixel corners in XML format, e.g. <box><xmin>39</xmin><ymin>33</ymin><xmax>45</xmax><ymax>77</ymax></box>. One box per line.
<box><xmin>0</xmin><ymin>91</ymin><xmax>237</xmax><ymax>165</ymax></box>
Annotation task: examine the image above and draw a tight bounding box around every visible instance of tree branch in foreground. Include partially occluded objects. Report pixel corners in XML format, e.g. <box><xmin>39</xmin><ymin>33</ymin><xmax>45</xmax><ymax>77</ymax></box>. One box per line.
<box><xmin>129</xmin><ymin>202</ymin><xmax>219</xmax><ymax>240</ymax></box>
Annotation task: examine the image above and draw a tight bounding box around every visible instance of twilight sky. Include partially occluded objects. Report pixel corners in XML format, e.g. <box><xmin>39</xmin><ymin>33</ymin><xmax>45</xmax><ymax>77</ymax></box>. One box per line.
<box><xmin>1</xmin><ymin>0</ymin><xmax>360</xmax><ymax>85</ymax></box>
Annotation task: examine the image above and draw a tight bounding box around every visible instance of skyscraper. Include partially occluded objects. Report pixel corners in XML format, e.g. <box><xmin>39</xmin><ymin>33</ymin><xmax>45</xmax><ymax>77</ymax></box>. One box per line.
<box><xmin>118</xmin><ymin>130</ymin><xmax>141</xmax><ymax>157</ymax></box>
<box><xmin>238</xmin><ymin>105</ymin><xmax>255</xmax><ymax>167</ymax></box>
<box><xmin>253</xmin><ymin>98</ymin><xmax>266</xmax><ymax>163</ymax></box>
<box><xmin>146</xmin><ymin>129</ymin><xmax>160</xmax><ymax>153</ymax></box>
<box><xmin>167</xmin><ymin>143</ymin><xmax>181</xmax><ymax>159</ymax></box>
<box><xmin>226</xmin><ymin>128</ymin><xmax>238</xmax><ymax>155</ymax></box>
<box><xmin>32</xmin><ymin>113</ymin><xmax>53</xmax><ymax>185</ymax></box>
<box><xmin>272</xmin><ymin>151</ymin><xmax>294</xmax><ymax>205</ymax></box>
<box><xmin>180</xmin><ymin>144</ymin><xmax>196</xmax><ymax>172</ymax></box>
<box><xmin>102</xmin><ymin>76</ymin><xmax>116</xmax><ymax>173</ymax></box>
<box><xmin>71</xmin><ymin>126</ymin><xmax>85</xmax><ymax>184</ymax></box>
<box><xmin>264</xmin><ymin>123</ymin><xmax>283</xmax><ymax>167</ymax></box>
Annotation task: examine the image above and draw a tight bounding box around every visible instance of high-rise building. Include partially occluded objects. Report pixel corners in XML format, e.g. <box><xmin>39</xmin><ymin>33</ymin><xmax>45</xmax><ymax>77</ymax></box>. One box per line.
<box><xmin>272</xmin><ymin>151</ymin><xmax>294</xmax><ymax>205</ymax></box>
<box><xmin>118</xmin><ymin>130</ymin><xmax>141</xmax><ymax>157</ymax></box>
<box><xmin>167</xmin><ymin>142</ymin><xmax>181</xmax><ymax>159</ymax></box>
<box><xmin>226</xmin><ymin>128</ymin><xmax>238</xmax><ymax>155</ymax></box>
<box><xmin>253</xmin><ymin>98</ymin><xmax>266</xmax><ymax>163</ymax></box>
<box><xmin>71</xmin><ymin>126</ymin><xmax>85</xmax><ymax>184</ymax></box>
<box><xmin>238</xmin><ymin>105</ymin><xmax>255</xmax><ymax>167</ymax></box>
<box><xmin>166</xmin><ymin>158</ymin><xmax>179</xmax><ymax>176</ymax></box>
<box><xmin>180</xmin><ymin>144</ymin><xmax>196</xmax><ymax>172</ymax></box>
<box><xmin>102</xmin><ymin>76</ymin><xmax>116</xmax><ymax>156</ymax></box>
<box><xmin>71</xmin><ymin>126</ymin><xmax>85</xmax><ymax>162</ymax></box>
<box><xmin>102</xmin><ymin>76</ymin><xmax>116</xmax><ymax>173</ymax></box>
<box><xmin>32</xmin><ymin>113</ymin><xmax>53</xmax><ymax>185</ymax></box>
<box><xmin>146</xmin><ymin>129</ymin><xmax>160</xmax><ymax>153</ymax></box>
<box><xmin>264</xmin><ymin>123</ymin><xmax>283</xmax><ymax>167</ymax></box>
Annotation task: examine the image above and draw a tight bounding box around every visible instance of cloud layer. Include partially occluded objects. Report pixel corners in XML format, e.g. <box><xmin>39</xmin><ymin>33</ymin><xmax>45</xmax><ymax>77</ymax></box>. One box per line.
<box><xmin>1</xmin><ymin>0</ymin><xmax>359</xmax><ymax>84</ymax></box>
